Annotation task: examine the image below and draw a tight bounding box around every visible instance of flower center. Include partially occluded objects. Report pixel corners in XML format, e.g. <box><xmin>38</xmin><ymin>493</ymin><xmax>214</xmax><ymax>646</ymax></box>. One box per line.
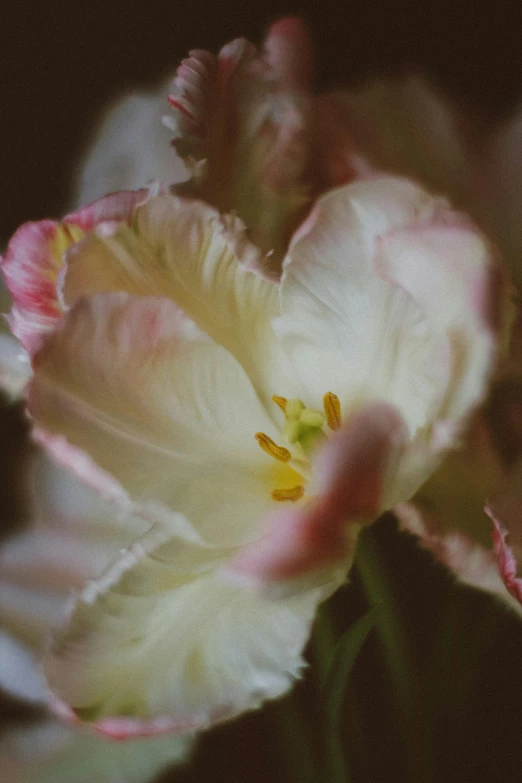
<box><xmin>255</xmin><ymin>392</ymin><xmax>342</xmax><ymax>502</ymax></box>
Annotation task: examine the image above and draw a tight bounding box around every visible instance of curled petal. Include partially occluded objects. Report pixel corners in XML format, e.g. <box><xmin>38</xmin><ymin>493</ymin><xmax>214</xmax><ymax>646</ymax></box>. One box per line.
<box><xmin>1</xmin><ymin>219</ymin><xmax>76</xmax><ymax>355</ymax></box>
<box><xmin>167</xmin><ymin>39</ymin><xmax>256</xmax><ymax>169</ymax></box>
<box><xmin>167</xmin><ymin>22</ymin><xmax>316</xmax><ymax>270</ymax></box>
<box><xmin>62</xmin><ymin>194</ymin><xmax>282</xmax><ymax>399</ymax></box>
<box><xmin>486</xmin><ymin>491</ymin><xmax>522</xmax><ymax>605</ymax></box>
<box><xmin>1</xmin><ymin>190</ymin><xmax>146</xmax><ymax>355</ymax></box>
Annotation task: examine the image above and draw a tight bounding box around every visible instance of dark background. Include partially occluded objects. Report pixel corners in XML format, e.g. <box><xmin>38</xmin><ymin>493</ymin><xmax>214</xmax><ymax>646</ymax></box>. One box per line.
<box><xmin>2</xmin><ymin>1</ymin><xmax>522</xmax><ymax>781</ymax></box>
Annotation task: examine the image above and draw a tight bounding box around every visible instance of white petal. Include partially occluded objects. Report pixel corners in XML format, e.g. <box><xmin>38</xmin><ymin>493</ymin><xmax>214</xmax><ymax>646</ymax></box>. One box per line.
<box><xmin>74</xmin><ymin>85</ymin><xmax>189</xmax><ymax>208</ymax></box>
<box><xmin>62</xmin><ymin>194</ymin><xmax>283</xmax><ymax>401</ymax></box>
<box><xmin>275</xmin><ymin>177</ymin><xmax>450</xmax><ymax>433</ymax></box>
<box><xmin>44</xmin><ymin>513</ymin><xmax>323</xmax><ymax>733</ymax></box>
<box><xmin>29</xmin><ymin>294</ymin><xmax>288</xmax><ymax>545</ymax></box>
<box><xmin>0</xmin><ymin>455</ymin><xmax>151</xmax><ymax>648</ymax></box>
<box><xmin>0</xmin><ymin>332</ymin><xmax>31</xmax><ymax>400</ymax></box>
<box><xmin>0</xmin><ymin>631</ymin><xmax>48</xmax><ymax>703</ymax></box>
<box><xmin>0</xmin><ymin>720</ymin><xmax>193</xmax><ymax>783</ymax></box>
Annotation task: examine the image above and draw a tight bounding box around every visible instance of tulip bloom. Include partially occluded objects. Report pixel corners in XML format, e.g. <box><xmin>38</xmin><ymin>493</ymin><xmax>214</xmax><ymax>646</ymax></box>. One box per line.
<box><xmin>0</xmin><ymin>19</ymin><xmax>505</xmax><ymax>739</ymax></box>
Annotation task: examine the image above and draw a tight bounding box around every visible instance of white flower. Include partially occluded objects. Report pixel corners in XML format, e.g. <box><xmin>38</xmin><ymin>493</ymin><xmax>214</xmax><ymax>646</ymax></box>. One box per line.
<box><xmin>0</xmin><ymin>17</ymin><xmax>505</xmax><ymax>741</ymax></box>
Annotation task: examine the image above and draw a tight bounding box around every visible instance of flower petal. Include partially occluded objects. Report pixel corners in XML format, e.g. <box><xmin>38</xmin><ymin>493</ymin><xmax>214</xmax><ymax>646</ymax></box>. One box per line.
<box><xmin>1</xmin><ymin>190</ymin><xmax>146</xmax><ymax>355</ymax></box>
<box><xmin>62</xmin><ymin>195</ymin><xmax>282</xmax><ymax>398</ymax></box>
<box><xmin>486</xmin><ymin>490</ymin><xmax>522</xmax><ymax>606</ymax></box>
<box><xmin>44</xmin><ymin>512</ymin><xmax>324</xmax><ymax>733</ymax></box>
<box><xmin>0</xmin><ymin>456</ymin><xmax>152</xmax><ymax>647</ymax></box>
<box><xmin>0</xmin><ymin>631</ymin><xmax>48</xmax><ymax>703</ymax></box>
<box><xmin>0</xmin><ymin>333</ymin><xmax>31</xmax><ymax>400</ymax></box>
<box><xmin>395</xmin><ymin>503</ymin><xmax>522</xmax><ymax>615</ymax></box>
<box><xmin>225</xmin><ymin>401</ymin><xmax>407</xmax><ymax>588</ymax></box>
<box><xmin>74</xmin><ymin>86</ymin><xmax>189</xmax><ymax>209</ymax></box>
<box><xmin>0</xmin><ymin>719</ymin><xmax>193</xmax><ymax>783</ymax></box>
<box><xmin>275</xmin><ymin>177</ymin><xmax>453</xmax><ymax>430</ymax></box>
<box><xmin>375</xmin><ymin>215</ymin><xmax>501</xmax><ymax>422</ymax></box>
<box><xmin>29</xmin><ymin>293</ymin><xmax>286</xmax><ymax>545</ymax></box>
<box><xmin>275</xmin><ymin>176</ymin><xmax>498</xmax><ymax>440</ymax></box>
<box><xmin>319</xmin><ymin>76</ymin><xmax>479</xmax><ymax>206</ymax></box>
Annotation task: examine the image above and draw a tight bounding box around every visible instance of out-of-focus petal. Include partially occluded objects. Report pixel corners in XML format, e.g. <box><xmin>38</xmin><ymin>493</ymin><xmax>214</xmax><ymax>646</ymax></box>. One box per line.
<box><xmin>0</xmin><ymin>333</ymin><xmax>31</xmax><ymax>400</ymax></box>
<box><xmin>0</xmin><ymin>631</ymin><xmax>48</xmax><ymax>703</ymax></box>
<box><xmin>0</xmin><ymin>719</ymin><xmax>193</xmax><ymax>783</ymax></box>
<box><xmin>486</xmin><ymin>486</ymin><xmax>522</xmax><ymax>605</ymax></box>
<box><xmin>321</xmin><ymin>76</ymin><xmax>479</xmax><ymax>208</ymax></box>
<box><xmin>28</xmin><ymin>294</ymin><xmax>288</xmax><ymax>545</ymax></box>
<box><xmin>43</xmin><ymin>511</ymin><xmax>324</xmax><ymax>734</ymax></box>
<box><xmin>0</xmin><ymin>455</ymin><xmax>152</xmax><ymax>647</ymax></box>
<box><xmin>414</xmin><ymin>413</ymin><xmax>507</xmax><ymax>546</ymax></box>
<box><xmin>74</xmin><ymin>87</ymin><xmax>189</xmax><ymax>209</ymax></box>
<box><xmin>395</xmin><ymin>503</ymin><xmax>522</xmax><ymax>615</ymax></box>
<box><xmin>167</xmin><ymin>21</ymin><xmax>319</xmax><ymax>271</ymax></box>
<box><xmin>486</xmin><ymin>104</ymin><xmax>522</xmax><ymax>286</ymax></box>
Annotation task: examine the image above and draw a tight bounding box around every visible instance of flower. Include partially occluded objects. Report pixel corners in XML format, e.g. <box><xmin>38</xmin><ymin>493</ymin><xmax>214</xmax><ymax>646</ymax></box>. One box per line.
<box><xmin>0</xmin><ymin>18</ymin><xmax>504</xmax><ymax>738</ymax></box>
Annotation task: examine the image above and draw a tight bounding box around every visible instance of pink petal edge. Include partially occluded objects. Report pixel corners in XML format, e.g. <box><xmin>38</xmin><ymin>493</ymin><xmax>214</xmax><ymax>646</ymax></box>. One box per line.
<box><xmin>1</xmin><ymin>189</ymin><xmax>148</xmax><ymax>355</ymax></box>
<box><xmin>50</xmin><ymin>695</ymin><xmax>201</xmax><ymax>740</ymax></box>
<box><xmin>486</xmin><ymin>505</ymin><xmax>522</xmax><ymax>605</ymax></box>
<box><xmin>31</xmin><ymin>425</ymin><xmax>131</xmax><ymax>507</ymax></box>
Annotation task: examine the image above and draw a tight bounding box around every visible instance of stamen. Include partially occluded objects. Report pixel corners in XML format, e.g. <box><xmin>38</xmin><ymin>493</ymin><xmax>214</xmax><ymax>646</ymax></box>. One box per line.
<box><xmin>272</xmin><ymin>395</ymin><xmax>287</xmax><ymax>413</ymax></box>
<box><xmin>323</xmin><ymin>392</ymin><xmax>341</xmax><ymax>431</ymax></box>
<box><xmin>255</xmin><ymin>432</ymin><xmax>291</xmax><ymax>462</ymax></box>
<box><xmin>271</xmin><ymin>485</ymin><xmax>305</xmax><ymax>502</ymax></box>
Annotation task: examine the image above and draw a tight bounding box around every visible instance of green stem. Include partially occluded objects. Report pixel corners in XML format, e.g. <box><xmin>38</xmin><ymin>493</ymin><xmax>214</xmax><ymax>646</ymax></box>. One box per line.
<box><xmin>313</xmin><ymin>605</ymin><xmax>352</xmax><ymax>783</ymax></box>
<box><xmin>356</xmin><ymin>534</ymin><xmax>432</xmax><ymax>783</ymax></box>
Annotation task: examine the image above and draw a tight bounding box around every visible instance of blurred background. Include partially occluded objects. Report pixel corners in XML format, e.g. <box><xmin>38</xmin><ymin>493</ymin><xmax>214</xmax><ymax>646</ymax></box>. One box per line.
<box><xmin>1</xmin><ymin>0</ymin><xmax>522</xmax><ymax>781</ymax></box>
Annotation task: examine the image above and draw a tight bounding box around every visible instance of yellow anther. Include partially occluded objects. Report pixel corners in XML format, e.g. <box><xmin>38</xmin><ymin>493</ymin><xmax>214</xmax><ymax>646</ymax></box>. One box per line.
<box><xmin>272</xmin><ymin>395</ymin><xmax>287</xmax><ymax>413</ymax></box>
<box><xmin>271</xmin><ymin>485</ymin><xmax>305</xmax><ymax>502</ymax></box>
<box><xmin>255</xmin><ymin>432</ymin><xmax>291</xmax><ymax>462</ymax></box>
<box><xmin>323</xmin><ymin>392</ymin><xmax>341</xmax><ymax>431</ymax></box>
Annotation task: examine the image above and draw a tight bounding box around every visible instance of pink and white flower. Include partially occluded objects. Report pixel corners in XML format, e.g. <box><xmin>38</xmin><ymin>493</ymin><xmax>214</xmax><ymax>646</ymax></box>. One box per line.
<box><xmin>0</xmin><ymin>18</ymin><xmax>506</xmax><ymax>740</ymax></box>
